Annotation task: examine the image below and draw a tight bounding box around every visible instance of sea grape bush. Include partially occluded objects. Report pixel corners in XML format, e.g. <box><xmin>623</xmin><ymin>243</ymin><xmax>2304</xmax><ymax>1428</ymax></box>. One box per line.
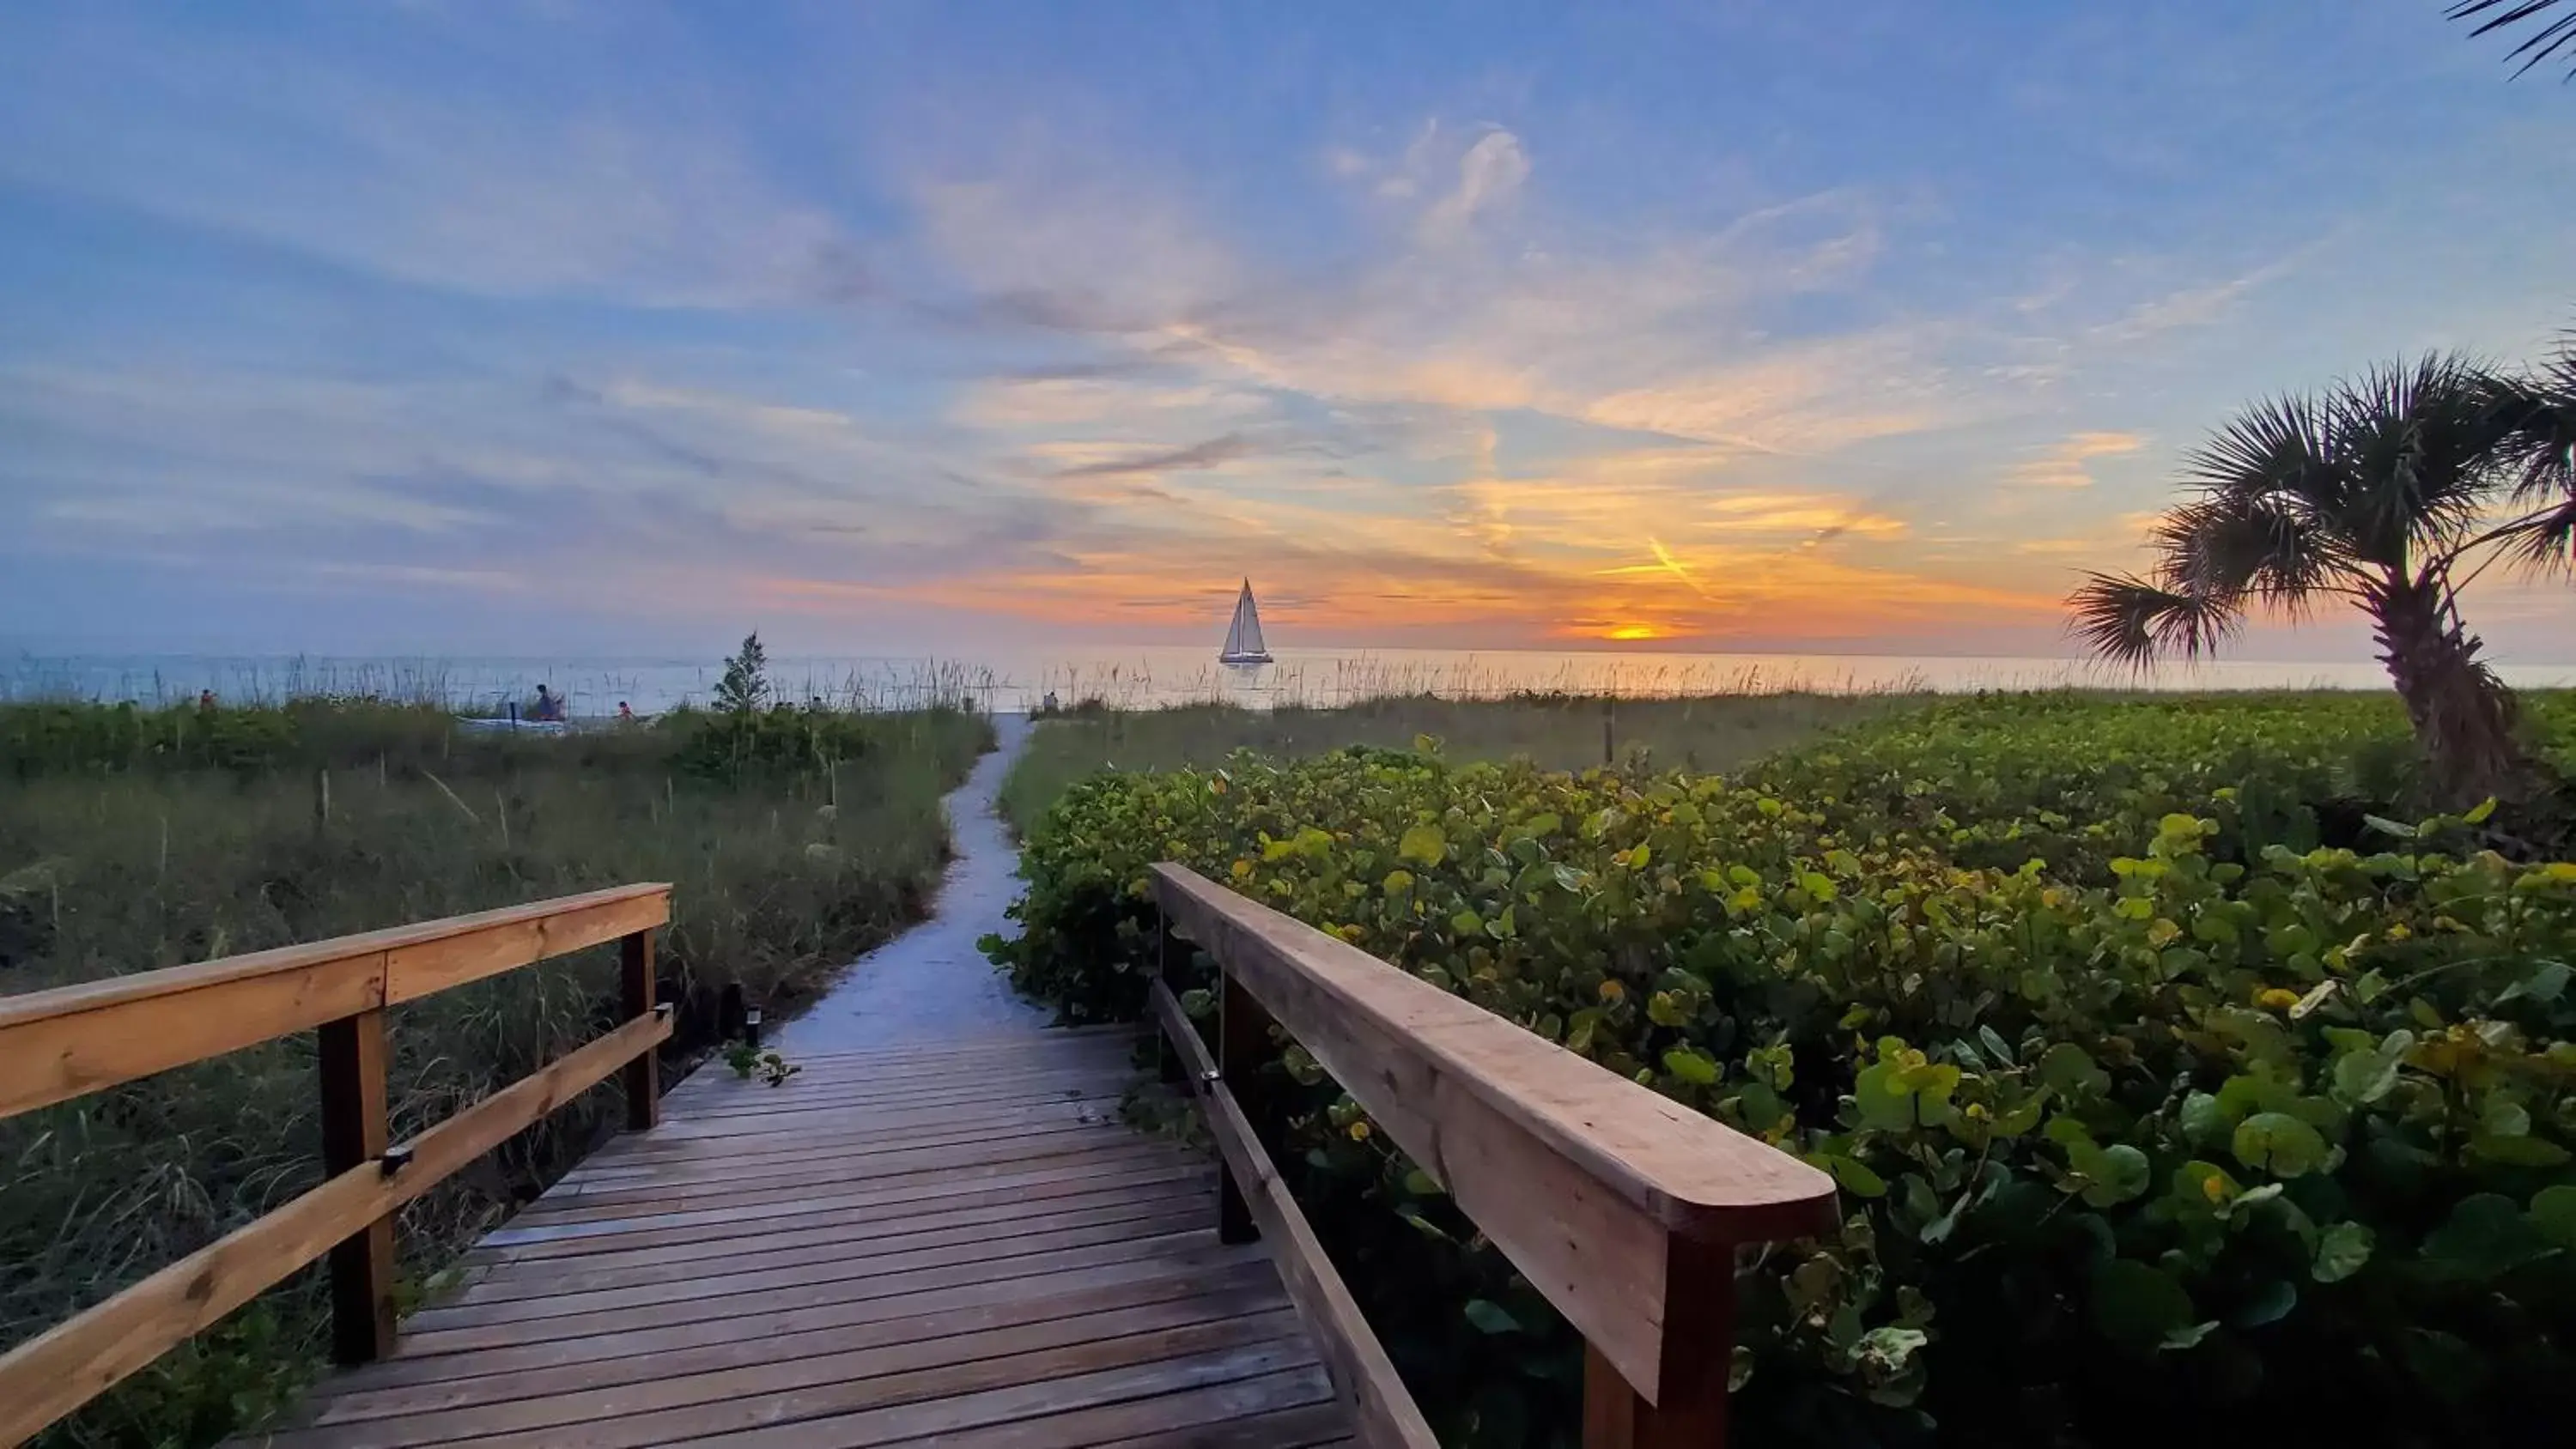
<box><xmin>988</xmin><ymin>694</ymin><xmax>2576</xmax><ymax>1448</ymax></box>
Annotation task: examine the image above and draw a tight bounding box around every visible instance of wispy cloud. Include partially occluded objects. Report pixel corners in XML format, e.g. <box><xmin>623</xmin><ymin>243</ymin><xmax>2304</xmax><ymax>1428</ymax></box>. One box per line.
<box><xmin>2091</xmin><ymin>249</ymin><xmax>2312</xmax><ymax>344</ymax></box>
<box><xmin>1417</xmin><ymin>130</ymin><xmax>1531</xmax><ymax>246</ymax></box>
<box><xmin>2006</xmin><ymin>431</ymin><xmax>2150</xmax><ymax>489</ymax></box>
<box><xmin>1053</xmin><ymin>433</ymin><xmax>1255</xmax><ymax>478</ymax></box>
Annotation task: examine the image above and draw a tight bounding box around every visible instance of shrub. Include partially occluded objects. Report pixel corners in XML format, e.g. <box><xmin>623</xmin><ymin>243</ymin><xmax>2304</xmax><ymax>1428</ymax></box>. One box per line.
<box><xmin>988</xmin><ymin>694</ymin><xmax>2576</xmax><ymax>1447</ymax></box>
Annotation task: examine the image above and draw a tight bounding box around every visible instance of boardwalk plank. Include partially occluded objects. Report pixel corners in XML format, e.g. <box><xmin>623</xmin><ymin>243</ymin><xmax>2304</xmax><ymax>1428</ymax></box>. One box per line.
<box><xmin>301</xmin><ymin>1261</ymin><xmax>1285</xmax><ymax>1425</ymax></box>
<box><xmin>263</xmin><ymin>1293</ymin><xmax>1293</xmax><ymax>1449</ymax></box>
<box><xmin>450</xmin><ymin>1187</ymin><xmax>1214</xmax><ymax>1300</ymax></box>
<box><xmin>264</xmin><ymin>1033</ymin><xmax>1351</xmax><ymax>1447</ymax></box>
<box><xmin>471</xmin><ymin>1163</ymin><xmax>1208</xmax><ymax>1264</ymax></box>
<box><xmin>407</xmin><ymin>1214</ymin><xmax>1216</xmax><ymax>1331</ymax></box>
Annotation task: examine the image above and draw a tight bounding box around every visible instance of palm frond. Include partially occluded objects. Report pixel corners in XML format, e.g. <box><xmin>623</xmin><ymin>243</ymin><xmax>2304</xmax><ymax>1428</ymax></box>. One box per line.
<box><xmin>2491</xmin><ymin>335</ymin><xmax>2576</xmax><ymax>508</ymax></box>
<box><xmin>2155</xmin><ymin>494</ymin><xmax>2352</xmax><ymax>615</ymax></box>
<box><xmin>2500</xmin><ymin>495</ymin><xmax>2576</xmax><ymax>578</ymax></box>
<box><xmin>2182</xmin><ymin>393</ymin><xmax>2339</xmax><ymax>516</ymax></box>
<box><xmin>2448</xmin><ymin>0</ymin><xmax>2576</xmax><ymax>79</ymax></box>
<box><xmin>2068</xmin><ymin>572</ymin><xmax>2243</xmax><ymax>670</ymax></box>
<box><xmin>2325</xmin><ymin>353</ymin><xmax>2517</xmax><ymax>559</ymax></box>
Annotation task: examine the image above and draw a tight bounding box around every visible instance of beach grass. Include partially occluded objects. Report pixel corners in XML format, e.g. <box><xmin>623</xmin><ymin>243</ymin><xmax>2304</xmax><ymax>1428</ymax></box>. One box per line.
<box><xmin>0</xmin><ymin>698</ymin><xmax>991</xmax><ymax>1448</ymax></box>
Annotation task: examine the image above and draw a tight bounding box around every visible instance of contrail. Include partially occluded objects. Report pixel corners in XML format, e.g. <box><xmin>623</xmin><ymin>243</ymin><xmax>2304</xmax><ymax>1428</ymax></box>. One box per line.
<box><xmin>1649</xmin><ymin>537</ymin><xmax>1719</xmax><ymax>599</ymax></box>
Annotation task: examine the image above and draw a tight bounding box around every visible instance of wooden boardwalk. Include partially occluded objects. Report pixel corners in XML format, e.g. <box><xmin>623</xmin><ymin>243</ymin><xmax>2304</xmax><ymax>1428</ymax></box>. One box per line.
<box><xmin>8</xmin><ymin>869</ymin><xmax>1837</xmax><ymax>1448</ymax></box>
<box><xmin>256</xmin><ymin>1027</ymin><xmax>1355</xmax><ymax>1448</ymax></box>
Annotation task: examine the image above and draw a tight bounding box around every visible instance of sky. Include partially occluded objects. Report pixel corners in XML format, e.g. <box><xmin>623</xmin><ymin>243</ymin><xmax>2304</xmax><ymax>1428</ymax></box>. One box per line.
<box><xmin>2</xmin><ymin>1</ymin><xmax>2573</xmax><ymax>662</ymax></box>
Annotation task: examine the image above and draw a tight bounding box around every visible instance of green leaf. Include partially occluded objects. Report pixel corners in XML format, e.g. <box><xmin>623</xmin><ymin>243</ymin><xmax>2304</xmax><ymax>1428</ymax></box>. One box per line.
<box><xmin>2081</xmin><ymin>1144</ymin><xmax>2153</xmax><ymax>1207</ymax></box>
<box><xmin>1396</xmin><ymin>1209</ymin><xmax>1455</xmax><ymax>1243</ymax></box>
<box><xmin>1818</xmin><ymin>1152</ymin><xmax>1887</xmax><ymax>1197</ymax></box>
<box><xmin>2233</xmin><ymin>1279</ymin><xmax>2298</xmax><ymax>1329</ymax></box>
<box><xmin>2469</xmin><ymin>1134</ymin><xmax>2570</xmax><ymax>1167</ymax></box>
<box><xmin>1397</xmin><ymin>824</ymin><xmax>1447</xmax><ymax>867</ymax></box>
<box><xmin>2330</xmin><ymin>1047</ymin><xmax>2400</xmax><ymax>1106</ymax></box>
<box><xmin>1400</xmin><ymin>1168</ymin><xmax>1445</xmax><ymax>1197</ymax></box>
<box><xmin>2420</xmin><ymin>1193</ymin><xmax>2546</xmax><ymax>1281</ymax></box>
<box><xmin>1977</xmin><ymin>1024</ymin><xmax>2017</xmax><ymax>1067</ymax></box>
<box><xmin>2495</xmin><ymin>960</ymin><xmax>2572</xmax><ymax>1006</ymax></box>
<box><xmin>1854</xmin><ymin>1060</ymin><xmax>1917</xmax><ymax>1131</ymax></box>
<box><xmin>2530</xmin><ymin>1185</ymin><xmax>2576</xmax><ymax>1251</ymax></box>
<box><xmin>1463</xmin><ymin>1299</ymin><xmax>1522</xmax><ymax>1335</ymax></box>
<box><xmin>2091</xmin><ymin>1259</ymin><xmax>2196</xmax><ymax>1355</ymax></box>
<box><xmin>2362</xmin><ymin>813</ymin><xmax>2414</xmax><ymax>840</ymax></box>
<box><xmin>2179</xmin><ymin>1092</ymin><xmax>2231</xmax><ymax>1144</ymax></box>
<box><xmin>2232</xmin><ymin>1112</ymin><xmax>2330</xmax><ymax>1178</ymax></box>
<box><xmin>2037</xmin><ymin>1043</ymin><xmax>2111</xmax><ymax>1098</ymax></box>
<box><xmin>1449</xmin><ymin>909</ymin><xmax>1483</xmax><ymax>937</ymax></box>
<box><xmin>2312</xmin><ymin>1221</ymin><xmax>2374</xmax><ymax>1283</ymax></box>
<box><xmin>1662</xmin><ymin>1046</ymin><xmax>1721</xmax><ymax>1086</ymax></box>
<box><xmin>1851</xmin><ymin>1326</ymin><xmax>1929</xmax><ymax>1404</ymax></box>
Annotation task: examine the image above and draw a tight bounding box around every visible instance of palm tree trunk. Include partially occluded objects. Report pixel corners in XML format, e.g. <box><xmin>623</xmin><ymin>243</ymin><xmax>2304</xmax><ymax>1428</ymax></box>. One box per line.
<box><xmin>2368</xmin><ymin>573</ymin><xmax>2541</xmax><ymax>808</ymax></box>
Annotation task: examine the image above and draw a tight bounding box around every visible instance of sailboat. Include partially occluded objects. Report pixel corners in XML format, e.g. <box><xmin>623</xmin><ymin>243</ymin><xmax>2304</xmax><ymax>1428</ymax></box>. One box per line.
<box><xmin>1218</xmin><ymin>579</ymin><xmax>1273</xmax><ymax>665</ymax></box>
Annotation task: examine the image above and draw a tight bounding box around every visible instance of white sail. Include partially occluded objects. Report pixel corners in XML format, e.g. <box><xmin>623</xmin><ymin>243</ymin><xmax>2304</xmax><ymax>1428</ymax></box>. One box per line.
<box><xmin>1219</xmin><ymin>579</ymin><xmax>1271</xmax><ymax>662</ymax></box>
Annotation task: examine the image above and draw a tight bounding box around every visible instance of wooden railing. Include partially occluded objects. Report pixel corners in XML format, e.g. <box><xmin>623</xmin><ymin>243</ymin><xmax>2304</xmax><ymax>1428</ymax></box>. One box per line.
<box><xmin>0</xmin><ymin>883</ymin><xmax>673</xmax><ymax>1445</ymax></box>
<box><xmin>1151</xmin><ymin>864</ymin><xmax>1839</xmax><ymax>1449</ymax></box>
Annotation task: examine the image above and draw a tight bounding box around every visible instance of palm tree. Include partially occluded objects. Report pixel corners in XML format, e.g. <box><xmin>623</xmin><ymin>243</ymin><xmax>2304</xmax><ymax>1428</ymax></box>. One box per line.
<box><xmin>2069</xmin><ymin>346</ymin><xmax>2574</xmax><ymax>808</ymax></box>
<box><xmin>2447</xmin><ymin>1</ymin><xmax>2576</xmax><ymax>79</ymax></box>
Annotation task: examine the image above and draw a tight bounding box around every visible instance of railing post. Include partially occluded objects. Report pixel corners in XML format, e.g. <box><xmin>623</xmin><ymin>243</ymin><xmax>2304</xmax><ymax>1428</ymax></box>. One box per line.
<box><xmin>1216</xmin><ymin>970</ymin><xmax>1272</xmax><ymax>1245</ymax></box>
<box><xmin>317</xmin><ymin>1008</ymin><xmax>395</xmax><ymax>1365</ymax></box>
<box><xmin>1153</xmin><ymin>918</ymin><xmax>1183</xmax><ymax>1084</ymax></box>
<box><xmin>621</xmin><ymin>930</ymin><xmax>659</xmax><ymax>1131</ymax></box>
<box><xmin>1582</xmin><ymin>1233</ymin><xmax>1735</xmax><ymax>1449</ymax></box>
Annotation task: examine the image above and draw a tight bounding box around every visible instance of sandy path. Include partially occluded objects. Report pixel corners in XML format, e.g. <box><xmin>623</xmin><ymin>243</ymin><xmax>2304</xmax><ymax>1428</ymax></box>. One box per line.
<box><xmin>770</xmin><ymin>712</ymin><xmax>1050</xmax><ymax>1051</ymax></box>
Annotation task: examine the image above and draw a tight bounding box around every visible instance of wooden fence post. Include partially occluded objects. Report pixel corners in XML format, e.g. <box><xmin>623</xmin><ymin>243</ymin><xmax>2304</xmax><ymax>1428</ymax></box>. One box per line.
<box><xmin>1582</xmin><ymin>1232</ymin><xmax>1736</xmax><ymax>1448</ymax></box>
<box><xmin>621</xmin><ymin>931</ymin><xmax>659</xmax><ymax>1131</ymax></box>
<box><xmin>317</xmin><ymin>1009</ymin><xmax>395</xmax><ymax>1365</ymax></box>
<box><xmin>1153</xmin><ymin>917</ymin><xmax>1185</xmax><ymax>1084</ymax></box>
<box><xmin>1215</xmin><ymin>971</ymin><xmax>1273</xmax><ymax>1245</ymax></box>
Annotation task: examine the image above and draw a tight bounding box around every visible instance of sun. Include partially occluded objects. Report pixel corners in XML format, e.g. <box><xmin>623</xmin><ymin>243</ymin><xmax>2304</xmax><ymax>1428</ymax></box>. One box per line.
<box><xmin>1602</xmin><ymin>624</ymin><xmax>1665</xmax><ymax>641</ymax></box>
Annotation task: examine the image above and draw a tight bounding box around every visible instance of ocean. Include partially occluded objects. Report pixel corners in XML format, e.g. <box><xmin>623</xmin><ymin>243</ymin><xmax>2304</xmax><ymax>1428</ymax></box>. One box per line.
<box><xmin>10</xmin><ymin>647</ymin><xmax>2576</xmax><ymax>718</ymax></box>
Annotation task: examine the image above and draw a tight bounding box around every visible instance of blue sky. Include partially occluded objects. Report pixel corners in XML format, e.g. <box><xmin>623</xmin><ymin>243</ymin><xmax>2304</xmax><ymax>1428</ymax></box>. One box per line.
<box><xmin>3</xmin><ymin>1</ymin><xmax>2572</xmax><ymax>660</ymax></box>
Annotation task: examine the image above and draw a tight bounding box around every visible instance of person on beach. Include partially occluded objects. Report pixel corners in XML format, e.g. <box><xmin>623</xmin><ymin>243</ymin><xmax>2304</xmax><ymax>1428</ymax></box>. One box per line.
<box><xmin>532</xmin><ymin>684</ymin><xmax>562</xmax><ymax>722</ymax></box>
<box><xmin>617</xmin><ymin>700</ymin><xmax>635</xmax><ymax>722</ymax></box>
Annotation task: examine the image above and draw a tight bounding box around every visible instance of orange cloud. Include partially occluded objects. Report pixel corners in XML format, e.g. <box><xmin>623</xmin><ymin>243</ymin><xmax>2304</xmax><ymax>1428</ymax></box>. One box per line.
<box><xmin>2006</xmin><ymin>431</ymin><xmax>2148</xmax><ymax>489</ymax></box>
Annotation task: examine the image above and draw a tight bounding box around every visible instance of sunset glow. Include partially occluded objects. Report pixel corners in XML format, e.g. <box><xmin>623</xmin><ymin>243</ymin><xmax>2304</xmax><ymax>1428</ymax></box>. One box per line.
<box><xmin>2</xmin><ymin>5</ymin><xmax>2571</xmax><ymax>660</ymax></box>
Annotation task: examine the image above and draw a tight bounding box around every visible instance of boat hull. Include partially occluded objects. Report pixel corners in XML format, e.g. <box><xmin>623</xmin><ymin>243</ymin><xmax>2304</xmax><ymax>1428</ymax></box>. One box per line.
<box><xmin>1217</xmin><ymin>652</ymin><xmax>1273</xmax><ymax>666</ymax></box>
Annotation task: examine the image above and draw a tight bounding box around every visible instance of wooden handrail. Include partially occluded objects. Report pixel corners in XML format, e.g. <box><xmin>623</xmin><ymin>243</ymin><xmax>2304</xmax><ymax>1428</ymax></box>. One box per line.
<box><xmin>0</xmin><ymin>882</ymin><xmax>670</xmax><ymax>1119</ymax></box>
<box><xmin>1153</xmin><ymin>863</ymin><xmax>1838</xmax><ymax>1449</ymax></box>
<box><xmin>0</xmin><ymin>884</ymin><xmax>674</xmax><ymax>1445</ymax></box>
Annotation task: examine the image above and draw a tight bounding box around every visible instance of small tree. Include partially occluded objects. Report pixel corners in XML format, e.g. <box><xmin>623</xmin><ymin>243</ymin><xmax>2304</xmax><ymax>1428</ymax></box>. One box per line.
<box><xmin>713</xmin><ymin>634</ymin><xmax>770</xmax><ymax>717</ymax></box>
<box><xmin>2070</xmin><ymin>346</ymin><xmax>2574</xmax><ymax>809</ymax></box>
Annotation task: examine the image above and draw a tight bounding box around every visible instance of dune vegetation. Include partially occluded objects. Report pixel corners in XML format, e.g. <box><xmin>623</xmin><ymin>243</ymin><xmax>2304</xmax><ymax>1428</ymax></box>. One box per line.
<box><xmin>999</xmin><ymin>690</ymin><xmax>1920</xmax><ymax>834</ymax></box>
<box><xmin>0</xmin><ymin>676</ymin><xmax>989</xmax><ymax>1448</ymax></box>
<box><xmin>993</xmin><ymin>689</ymin><xmax>2576</xmax><ymax>1446</ymax></box>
